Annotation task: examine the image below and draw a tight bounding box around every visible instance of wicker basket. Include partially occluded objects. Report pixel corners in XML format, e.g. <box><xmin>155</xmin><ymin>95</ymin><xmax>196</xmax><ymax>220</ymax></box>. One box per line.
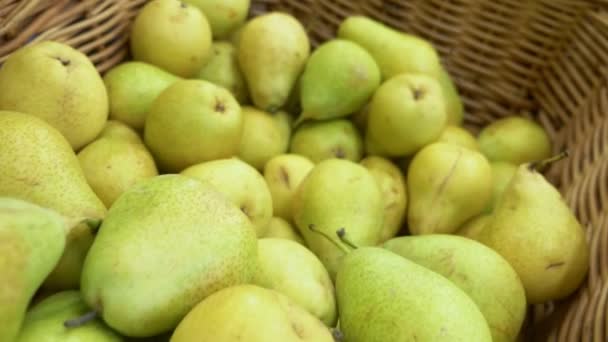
<box><xmin>2</xmin><ymin>0</ymin><xmax>607</xmax><ymax>340</ymax></box>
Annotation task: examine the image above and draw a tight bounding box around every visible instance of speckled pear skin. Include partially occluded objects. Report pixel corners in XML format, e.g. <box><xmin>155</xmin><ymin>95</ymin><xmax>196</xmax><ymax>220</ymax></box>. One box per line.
<box><xmin>81</xmin><ymin>174</ymin><xmax>257</xmax><ymax>338</ymax></box>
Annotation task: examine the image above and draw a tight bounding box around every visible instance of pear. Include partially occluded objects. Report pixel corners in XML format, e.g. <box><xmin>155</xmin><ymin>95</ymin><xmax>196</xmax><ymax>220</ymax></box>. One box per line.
<box><xmin>366</xmin><ymin>73</ymin><xmax>447</xmax><ymax>157</ymax></box>
<box><xmin>351</xmin><ymin>101</ymin><xmax>370</xmax><ymax>132</ymax></box>
<box><xmin>17</xmin><ymin>291</ymin><xmax>122</xmax><ymax>342</ymax></box>
<box><xmin>477</xmin><ymin>154</ymin><xmax>589</xmax><ymax>304</ymax></box>
<box><xmin>263</xmin><ymin>217</ymin><xmax>305</xmax><ymax>245</ymax></box>
<box><xmin>130</xmin><ymin>0</ymin><xmax>212</xmax><ymax>78</ymax></box>
<box><xmin>290</xmin><ymin>119</ymin><xmax>363</xmax><ymax>163</ymax></box>
<box><xmin>263</xmin><ymin>154</ymin><xmax>315</xmax><ymax>222</ymax></box>
<box><xmin>81</xmin><ymin>174</ymin><xmax>257</xmax><ymax>337</ymax></box>
<box><xmin>181</xmin><ymin>158</ymin><xmax>272</xmax><ymax>237</ymax></box>
<box><xmin>478</xmin><ymin>116</ymin><xmax>552</xmax><ymax>164</ymax></box>
<box><xmin>0</xmin><ymin>111</ymin><xmax>106</xmax><ymax>290</ymax></box>
<box><xmin>297</xmin><ymin>39</ymin><xmax>380</xmax><ymax>123</ymax></box>
<box><xmin>144</xmin><ymin>79</ymin><xmax>242</xmax><ymax>173</ymax></box>
<box><xmin>337</xmin><ymin>16</ymin><xmax>442</xmax><ymax>80</ymax></box>
<box><xmin>97</xmin><ymin>120</ymin><xmax>143</xmax><ymax>144</ymax></box>
<box><xmin>0</xmin><ymin>198</ymin><xmax>67</xmax><ymax>342</ymax></box>
<box><xmin>238</xmin><ymin>12</ymin><xmax>310</xmax><ymax>112</ymax></box>
<box><xmin>77</xmin><ymin>137</ymin><xmax>159</xmax><ymax>208</ymax></box>
<box><xmin>238</xmin><ymin>107</ymin><xmax>291</xmax><ymax>170</ymax></box>
<box><xmin>408</xmin><ymin>142</ymin><xmax>492</xmax><ymax>235</ymax></box>
<box><xmin>170</xmin><ymin>284</ymin><xmax>334</xmax><ymax>342</ymax></box>
<box><xmin>437</xmin><ymin>125</ymin><xmax>479</xmax><ymax>151</ymax></box>
<box><xmin>103</xmin><ymin>61</ymin><xmax>180</xmax><ymax>131</ymax></box>
<box><xmin>0</xmin><ymin>41</ymin><xmax>108</xmax><ymax>150</ymax></box>
<box><xmin>384</xmin><ymin>235</ymin><xmax>527</xmax><ymax>342</ymax></box>
<box><xmin>456</xmin><ymin>214</ymin><xmax>491</xmax><ymax>240</ymax></box>
<box><xmin>253</xmin><ymin>238</ymin><xmax>337</xmax><ymax>326</ymax></box>
<box><xmin>438</xmin><ymin>68</ymin><xmax>464</xmax><ymax>125</ymax></box>
<box><xmin>360</xmin><ymin>156</ymin><xmax>407</xmax><ymax>242</ymax></box>
<box><xmin>183</xmin><ymin>0</ymin><xmax>250</xmax><ymax>38</ymax></box>
<box><xmin>485</xmin><ymin>162</ymin><xmax>517</xmax><ymax>213</ymax></box>
<box><xmin>292</xmin><ymin>159</ymin><xmax>384</xmax><ymax>278</ymax></box>
<box><xmin>196</xmin><ymin>41</ymin><xmax>249</xmax><ymax>103</ymax></box>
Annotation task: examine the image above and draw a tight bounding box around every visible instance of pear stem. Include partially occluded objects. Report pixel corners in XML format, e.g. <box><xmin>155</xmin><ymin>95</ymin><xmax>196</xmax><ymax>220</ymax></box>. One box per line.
<box><xmin>331</xmin><ymin>328</ymin><xmax>344</xmax><ymax>341</ymax></box>
<box><xmin>336</xmin><ymin>228</ymin><xmax>359</xmax><ymax>250</ymax></box>
<box><xmin>528</xmin><ymin>150</ymin><xmax>569</xmax><ymax>172</ymax></box>
<box><xmin>308</xmin><ymin>224</ymin><xmax>352</xmax><ymax>254</ymax></box>
<box><xmin>64</xmin><ymin>310</ymin><xmax>98</xmax><ymax>328</ymax></box>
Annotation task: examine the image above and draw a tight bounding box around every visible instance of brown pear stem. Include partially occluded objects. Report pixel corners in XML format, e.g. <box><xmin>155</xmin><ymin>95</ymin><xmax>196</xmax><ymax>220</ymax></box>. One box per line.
<box><xmin>336</xmin><ymin>228</ymin><xmax>359</xmax><ymax>250</ymax></box>
<box><xmin>528</xmin><ymin>150</ymin><xmax>569</xmax><ymax>172</ymax></box>
<box><xmin>64</xmin><ymin>310</ymin><xmax>98</xmax><ymax>328</ymax></box>
<box><xmin>308</xmin><ymin>224</ymin><xmax>352</xmax><ymax>254</ymax></box>
<box><xmin>332</xmin><ymin>328</ymin><xmax>344</xmax><ymax>341</ymax></box>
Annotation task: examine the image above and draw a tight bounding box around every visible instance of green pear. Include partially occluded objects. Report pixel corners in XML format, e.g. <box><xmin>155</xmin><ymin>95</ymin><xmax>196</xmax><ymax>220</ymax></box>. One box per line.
<box><xmin>478</xmin><ymin>154</ymin><xmax>589</xmax><ymax>304</ymax></box>
<box><xmin>263</xmin><ymin>154</ymin><xmax>315</xmax><ymax>222</ymax></box>
<box><xmin>360</xmin><ymin>156</ymin><xmax>407</xmax><ymax>242</ymax></box>
<box><xmin>181</xmin><ymin>158</ymin><xmax>272</xmax><ymax>237</ymax></box>
<box><xmin>292</xmin><ymin>159</ymin><xmax>384</xmax><ymax>278</ymax></box>
<box><xmin>0</xmin><ymin>111</ymin><xmax>106</xmax><ymax>290</ymax></box>
<box><xmin>144</xmin><ymin>79</ymin><xmax>242</xmax><ymax>173</ymax></box>
<box><xmin>338</xmin><ymin>16</ymin><xmax>442</xmax><ymax>80</ymax></box>
<box><xmin>130</xmin><ymin>0</ymin><xmax>212</xmax><ymax>78</ymax></box>
<box><xmin>484</xmin><ymin>162</ymin><xmax>517</xmax><ymax>213</ymax></box>
<box><xmin>263</xmin><ymin>217</ymin><xmax>305</xmax><ymax>245</ymax></box>
<box><xmin>238</xmin><ymin>107</ymin><xmax>291</xmax><ymax>170</ymax></box>
<box><xmin>384</xmin><ymin>235</ymin><xmax>527</xmax><ymax>342</ymax></box>
<box><xmin>17</xmin><ymin>291</ymin><xmax>122</xmax><ymax>342</ymax></box>
<box><xmin>297</xmin><ymin>39</ymin><xmax>380</xmax><ymax>123</ymax></box>
<box><xmin>408</xmin><ymin>142</ymin><xmax>492</xmax><ymax>235</ymax></box>
<box><xmin>0</xmin><ymin>41</ymin><xmax>108</xmax><ymax>150</ymax></box>
<box><xmin>196</xmin><ymin>41</ymin><xmax>249</xmax><ymax>103</ymax></box>
<box><xmin>77</xmin><ymin>137</ymin><xmax>159</xmax><ymax>208</ymax></box>
<box><xmin>290</xmin><ymin>119</ymin><xmax>363</xmax><ymax>163</ymax></box>
<box><xmin>81</xmin><ymin>174</ymin><xmax>257</xmax><ymax>337</ymax></box>
<box><xmin>366</xmin><ymin>73</ymin><xmax>447</xmax><ymax>157</ymax></box>
<box><xmin>103</xmin><ymin>61</ymin><xmax>180</xmax><ymax>131</ymax></box>
<box><xmin>253</xmin><ymin>238</ymin><xmax>337</xmax><ymax>326</ymax></box>
<box><xmin>456</xmin><ymin>214</ymin><xmax>491</xmax><ymax>240</ymax></box>
<box><xmin>170</xmin><ymin>284</ymin><xmax>334</xmax><ymax>342</ymax></box>
<box><xmin>438</xmin><ymin>68</ymin><xmax>464</xmax><ymax>125</ymax></box>
<box><xmin>97</xmin><ymin>120</ymin><xmax>143</xmax><ymax>144</ymax></box>
<box><xmin>238</xmin><ymin>12</ymin><xmax>310</xmax><ymax>112</ymax></box>
<box><xmin>0</xmin><ymin>198</ymin><xmax>67</xmax><ymax>342</ymax></box>
<box><xmin>437</xmin><ymin>125</ymin><xmax>479</xmax><ymax>150</ymax></box>
<box><xmin>183</xmin><ymin>0</ymin><xmax>250</xmax><ymax>38</ymax></box>
<box><xmin>478</xmin><ymin>116</ymin><xmax>552</xmax><ymax>164</ymax></box>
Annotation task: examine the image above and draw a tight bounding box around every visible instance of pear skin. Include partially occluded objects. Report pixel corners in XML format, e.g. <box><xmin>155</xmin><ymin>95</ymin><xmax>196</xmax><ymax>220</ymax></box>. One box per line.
<box><xmin>437</xmin><ymin>68</ymin><xmax>464</xmax><ymax>125</ymax></box>
<box><xmin>290</xmin><ymin>119</ymin><xmax>364</xmax><ymax>163</ymax></box>
<box><xmin>197</xmin><ymin>41</ymin><xmax>249</xmax><ymax>104</ymax></box>
<box><xmin>97</xmin><ymin>120</ymin><xmax>143</xmax><ymax>144</ymax></box>
<box><xmin>456</xmin><ymin>214</ymin><xmax>492</xmax><ymax>240</ymax></box>
<box><xmin>263</xmin><ymin>217</ymin><xmax>305</xmax><ymax>245</ymax></box>
<box><xmin>184</xmin><ymin>0</ymin><xmax>250</xmax><ymax>38</ymax></box>
<box><xmin>238</xmin><ymin>107</ymin><xmax>291</xmax><ymax>170</ymax></box>
<box><xmin>437</xmin><ymin>125</ymin><xmax>479</xmax><ymax>151</ymax></box>
<box><xmin>484</xmin><ymin>162</ymin><xmax>517</xmax><ymax>213</ymax></box>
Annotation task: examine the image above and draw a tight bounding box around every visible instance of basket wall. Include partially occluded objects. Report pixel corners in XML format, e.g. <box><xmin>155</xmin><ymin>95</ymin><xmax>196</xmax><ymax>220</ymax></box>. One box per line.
<box><xmin>2</xmin><ymin>0</ymin><xmax>608</xmax><ymax>340</ymax></box>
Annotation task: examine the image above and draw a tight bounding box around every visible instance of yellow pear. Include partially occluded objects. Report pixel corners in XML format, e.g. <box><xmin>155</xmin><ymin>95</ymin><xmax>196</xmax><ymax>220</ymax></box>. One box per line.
<box><xmin>97</xmin><ymin>120</ymin><xmax>143</xmax><ymax>144</ymax></box>
<box><xmin>263</xmin><ymin>217</ymin><xmax>305</xmax><ymax>245</ymax></box>
<box><xmin>238</xmin><ymin>107</ymin><xmax>291</xmax><ymax>170</ymax></box>
<box><xmin>197</xmin><ymin>41</ymin><xmax>249</xmax><ymax>103</ymax></box>
<box><xmin>290</xmin><ymin>119</ymin><xmax>364</xmax><ymax>163</ymax></box>
<box><xmin>484</xmin><ymin>161</ymin><xmax>517</xmax><ymax>213</ymax></box>
<box><xmin>184</xmin><ymin>0</ymin><xmax>250</xmax><ymax>38</ymax></box>
<box><xmin>437</xmin><ymin>68</ymin><xmax>464</xmax><ymax>125</ymax></box>
<box><xmin>457</xmin><ymin>214</ymin><xmax>492</xmax><ymax>240</ymax></box>
<box><xmin>437</xmin><ymin>125</ymin><xmax>479</xmax><ymax>151</ymax></box>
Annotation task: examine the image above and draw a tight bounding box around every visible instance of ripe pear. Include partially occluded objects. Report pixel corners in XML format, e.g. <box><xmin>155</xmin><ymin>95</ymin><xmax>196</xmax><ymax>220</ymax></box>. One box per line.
<box><xmin>478</xmin><ymin>116</ymin><xmax>552</xmax><ymax>164</ymax></box>
<box><xmin>253</xmin><ymin>238</ymin><xmax>337</xmax><ymax>326</ymax></box>
<box><xmin>184</xmin><ymin>0</ymin><xmax>250</xmax><ymax>38</ymax></box>
<box><xmin>0</xmin><ymin>111</ymin><xmax>106</xmax><ymax>290</ymax></box>
<box><xmin>130</xmin><ymin>0</ymin><xmax>212</xmax><ymax>78</ymax></box>
<box><xmin>337</xmin><ymin>16</ymin><xmax>442</xmax><ymax>80</ymax></box>
<box><xmin>196</xmin><ymin>41</ymin><xmax>249</xmax><ymax>103</ymax></box>
<box><xmin>0</xmin><ymin>41</ymin><xmax>108</xmax><ymax>150</ymax></box>
<box><xmin>77</xmin><ymin>137</ymin><xmax>159</xmax><ymax>208</ymax></box>
<box><xmin>97</xmin><ymin>120</ymin><xmax>143</xmax><ymax>144</ymax></box>
<box><xmin>0</xmin><ymin>198</ymin><xmax>67</xmax><ymax>342</ymax></box>
<box><xmin>292</xmin><ymin>159</ymin><xmax>384</xmax><ymax>278</ymax></box>
<box><xmin>297</xmin><ymin>39</ymin><xmax>380</xmax><ymax>123</ymax></box>
<box><xmin>170</xmin><ymin>284</ymin><xmax>334</xmax><ymax>342</ymax></box>
<box><xmin>103</xmin><ymin>61</ymin><xmax>180</xmax><ymax>131</ymax></box>
<box><xmin>144</xmin><ymin>79</ymin><xmax>242</xmax><ymax>172</ymax></box>
<box><xmin>438</xmin><ymin>68</ymin><xmax>464</xmax><ymax>125</ymax></box>
<box><xmin>384</xmin><ymin>235</ymin><xmax>527</xmax><ymax>342</ymax></box>
<box><xmin>238</xmin><ymin>107</ymin><xmax>291</xmax><ymax>170</ymax></box>
<box><xmin>351</xmin><ymin>101</ymin><xmax>370</xmax><ymax>132</ymax></box>
<box><xmin>238</xmin><ymin>12</ymin><xmax>310</xmax><ymax>112</ymax></box>
<box><xmin>484</xmin><ymin>162</ymin><xmax>517</xmax><ymax>213</ymax></box>
<box><xmin>360</xmin><ymin>156</ymin><xmax>407</xmax><ymax>242</ymax></box>
<box><xmin>408</xmin><ymin>142</ymin><xmax>492</xmax><ymax>235</ymax></box>
<box><xmin>477</xmin><ymin>154</ymin><xmax>589</xmax><ymax>304</ymax></box>
<box><xmin>290</xmin><ymin>119</ymin><xmax>363</xmax><ymax>163</ymax></box>
<box><xmin>263</xmin><ymin>217</ymin><xmax>305</xmax><ymax>245</ymax></box>
<box><xmin>17</xmin><ymin>291</ymin><xmax>122</xmax><ymax>342</ymax></box>
<box><xmin>457</xmin><ymin>214</ymin><xmax>491</xmax><ymax>240</ymax></box>
<box><xmin>181</xmin><ymin>158</ymin><xmax>272</xmax><ymax>237</ymax></box>
<box><xmin>437</xmin><ymin>125</ymin><xmax>479</xmax><ymax>150</ymax></box>
<box><xmin>263</xmin><ymin>154</ymin><xmax>315</xmax><ymax>222</ymax></box>
<box><xmin>81</xmin><ymin>174</ymin><xmax>257</xmax><ymax>337</ymax></box>
<box><xmin>366</xmin><ymin>73</ymin><xmax>447</xmax><ymax>157</ymax></box>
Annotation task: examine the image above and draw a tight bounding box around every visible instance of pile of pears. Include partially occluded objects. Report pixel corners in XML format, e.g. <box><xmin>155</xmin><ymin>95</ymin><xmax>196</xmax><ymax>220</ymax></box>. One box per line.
<box><xmin>0</xmin><ymin>0</ymin><xmax>590</xmax><ymax>341</ymax></box>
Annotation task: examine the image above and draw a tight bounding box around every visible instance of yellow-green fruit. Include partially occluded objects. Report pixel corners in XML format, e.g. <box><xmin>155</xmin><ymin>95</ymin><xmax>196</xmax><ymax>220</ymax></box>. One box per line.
<box><xmin>0</xmin><ymin>111</ymin><xmax>106</xmax><ymax>291</ymax></box>
<box><xmin>197</xmin><ymin>41</ymin><xmax>249</xmax><ymax>104</ymax></box>
<box><xmin>97</xmin><ymin>120</ymin><xmax>143</xmax><ymax>144</ymax></box>
<box><xmin>263</xmin><ymin>217</ymin><xmax>305</xmax><ymax>245</ymax></box>
<box><xmin>0</xmin><ymin>41</ymin><xmax>108</xmax><ymax>150</ymax></box>
<box><xmin>130</xmin><ymin>0</ymin><xmax>212</xmax><ymax>78</ymax></box>
<box><xmin>457</xmin><ymin>214</ymin><xmax>491</xmax><ymax>240</ymax></box>
<box><xmin>478</xmin><ymin>116</ymin><xmax>552</xmax><ymax>164</ymax></box>
<box><xmin>170</xmin><ymin>285</ymin><xmax>334</xmax><ymax>342</ymax></box>
<box><xmin>183</xmin><ymin>0</ymin><xmax>250</xmax><ymax>38</ymax></box>
<box><xmin>437</xmin><ymin>125</ymin><xmax>479</xmax><ymax>151</ymax></box>
<box><xmin>485</xmin><ymin>162</ymin><xmax>517</xmax><ymax>213</ymax></box>
<box><xmin>103</xmin><ymin>61</ymin><xmax>180</xmax><ymax>131</ymax></box>
<box><xmin>290</xmin><ymin>119</ymin><xmax>364</xmax><ymax>163</ymax></box>
<box><xmin>238</xmin><ymin>107</ymin><xmax>291</xmax><ymax>170</ymax></box>
<box><xmin>437</xmin><ymin>68</ymin><xmax>464</xmax><ymax>125</ymax></box>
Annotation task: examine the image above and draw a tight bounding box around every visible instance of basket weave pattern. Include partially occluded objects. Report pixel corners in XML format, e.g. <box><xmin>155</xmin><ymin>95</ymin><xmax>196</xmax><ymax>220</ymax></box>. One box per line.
<box><xmin>1</xmin><ymin>0</ymin><xmax>608</xmax><ymax>340</ymax></box>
